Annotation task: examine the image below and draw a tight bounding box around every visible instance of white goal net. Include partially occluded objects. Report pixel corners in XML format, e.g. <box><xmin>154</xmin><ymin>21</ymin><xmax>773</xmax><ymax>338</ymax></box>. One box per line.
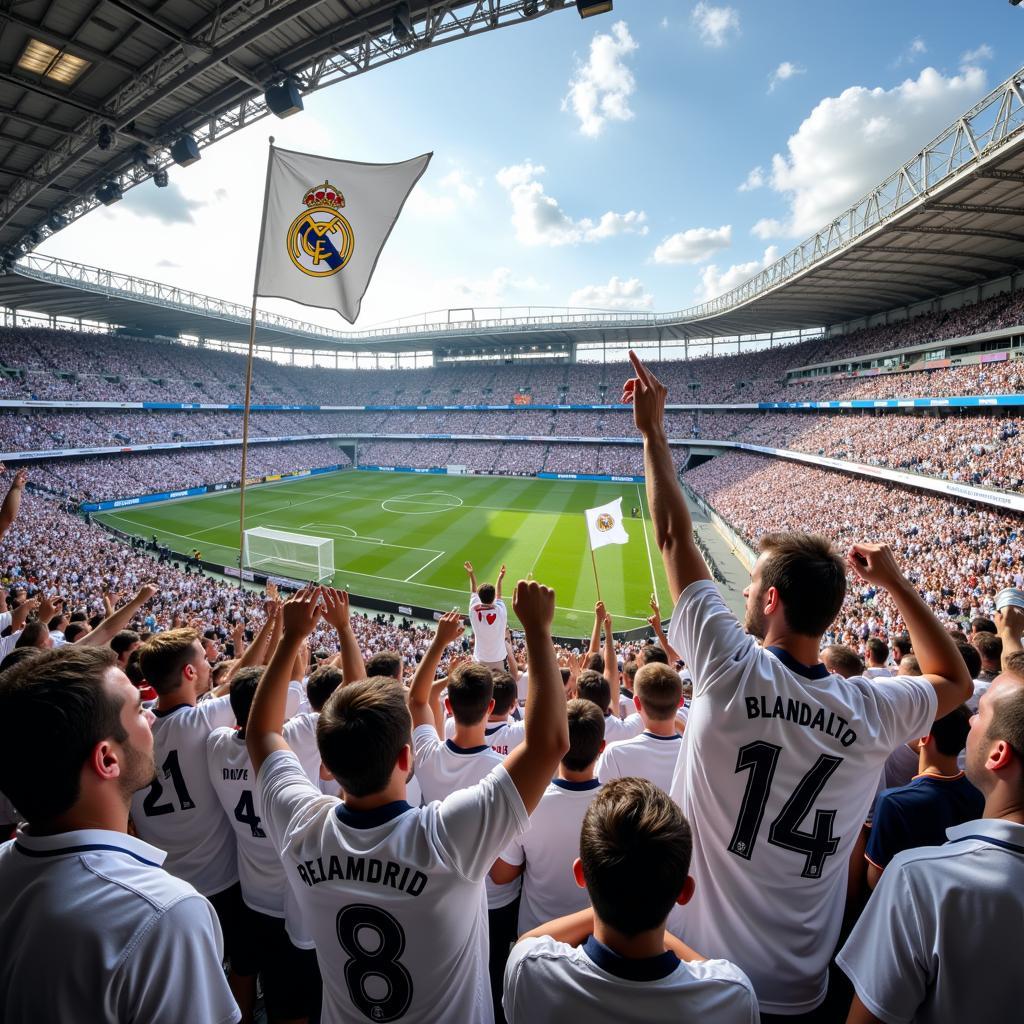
<box><xmin>241</xmin><ymin>527</ymin><xmax>334</xmax><ymax>582</ymax></box>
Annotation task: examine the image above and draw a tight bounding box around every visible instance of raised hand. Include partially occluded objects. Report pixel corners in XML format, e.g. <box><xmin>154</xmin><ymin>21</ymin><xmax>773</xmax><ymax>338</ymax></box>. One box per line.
<box><xmin>463</xmin><ymin>560</ymin><xmax>474</xmax><ymax>576</ymax></box>
<box><xmin>435</xmin><ymin>609</ymin><xmax>466</xmax><ymax>647</ymax></box>
<box><xmin>497</xmin><ymin>564</ymin><xmax>507</xmax><ymax>581</ymax></box>
<box><xmin>514</xmin><ymin>578</ymin><xmax>555</xmax><ymax>634</ymax></box>
<box><xmin>622</xmin><ymin>350</ymin><xmax>667</xmax><ymax>437</ymax></box>
<box><xmin>320</xmin><ymin>586</ymin><xmax>352</xmax><ymax>633</ymax></box>
<box><xmin>595</xmin><ymin>600</ymin><xmax>607</xmax><ymax>622</ymax></box>
<box><xmin>136</xmin><ymin>582</ymin><xmax>158</xmax><ymax>604</ymax></box>
<box><xmin>37</xmin><ymin>593</ymin><xmax>63</xmax><ymax>623</ymax></box>
<box><xmin>280</xmin><ymin>585</ymin><xmax>323</xmax><ymax>639</ymax></box>
<box><xmin>11</xmin><ymin>469</ymin><xmax>27</xmax><ymax>491</ymax></box>
<box><xmin>847</xmin><ymin>543</ymin><xmax>903</xmax><ymax>589</ymax></box>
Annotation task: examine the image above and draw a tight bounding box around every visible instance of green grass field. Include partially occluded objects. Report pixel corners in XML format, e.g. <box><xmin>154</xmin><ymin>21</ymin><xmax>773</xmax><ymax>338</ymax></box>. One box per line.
<box><xmin>95</xmin><ymin>470</ymin><xmax>673</xmax><ymax>637</ymax></box>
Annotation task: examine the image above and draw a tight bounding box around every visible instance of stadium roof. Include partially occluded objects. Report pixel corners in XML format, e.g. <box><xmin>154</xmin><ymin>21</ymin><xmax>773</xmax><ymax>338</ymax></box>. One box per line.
<box><xmin>2</xmin><ymin>43</ymin><xmax>1024</xmax><ymax>351</ymax></box>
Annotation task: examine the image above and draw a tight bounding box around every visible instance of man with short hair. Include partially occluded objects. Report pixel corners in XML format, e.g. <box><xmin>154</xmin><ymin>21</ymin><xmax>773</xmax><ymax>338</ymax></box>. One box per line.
<box><xmin>465</xmin><ymin>560</ymin><xmax>508</xmax><ymax>671</ymax></box>
<box><xmin>863</xmin><ymin>638</ymin><xmax>890</xmax><ymax>678</ymax></box>
<box><xmin>576</xmin><ymin>668</ymin><xmax>643</xmax><ymax>743</ymax></box>
<box><xmin>624</xmin><ymin>351</ymin><xmax>972</xmax><ymax>1020</ymax></box>
<box><xmin>891</xmin><ymin>634</ymin><xmax>912</xmax><ymax>667</ymax></box>
<box><xmin>0</xmin><ymin>646</ymin><xmax>239</xmax><ymax>1023</ymax></box>
<box><xmin>503</xmin><ymin>778</ymin><xmax>757</xmax><ymax>1023</ymax></box>
<box><xmin>838</xmin><ymin>673</ymin><xmax>1024</xmax><ymax>1022</ymax></box>
<box><xmin>969</xmin><ymin>615</ymin><xmax>997</xmax><ymax>639</ymax></box>
<box><xmin>822</xmin><ymin>644</ymin><xmax>865</xmax><ymax>679</ymax></box>
<box><xmin>365</xmin><ymin>650</ymin><xmax>402</xmax><ymax>680</ymax></box>
<box><xmin>491</xmin><ymin>699</ymin><xmax>605</xmax><ymax>933</ymax></box>
<box><xmin>111</xmin><ymin>629</ymin><xmax>141</xmax><ymax>670</ymax></box>
<box><xmin>970</xmin><ymin>632</ymin><xmax>1002</xmax><ymax>713</ymax></box>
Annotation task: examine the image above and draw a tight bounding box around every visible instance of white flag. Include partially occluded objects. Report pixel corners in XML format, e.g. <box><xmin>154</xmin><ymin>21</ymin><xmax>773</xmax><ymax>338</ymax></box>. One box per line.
<box><xmin>585</xmin><ymin>497</ymin><xmax>629</xmax><ymax>550</ymax></box>
<box><xmin>254</xmin><ymin>146</ymin><xmax>431</xmax><ymax>323</ymax></box>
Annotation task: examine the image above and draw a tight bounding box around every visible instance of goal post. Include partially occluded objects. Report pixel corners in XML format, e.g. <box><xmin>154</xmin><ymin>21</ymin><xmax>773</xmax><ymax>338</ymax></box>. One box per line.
<box><xmin>241</xmin><ymin>526</ymin><xmax>334</xmax><ymax>582</ymax></box>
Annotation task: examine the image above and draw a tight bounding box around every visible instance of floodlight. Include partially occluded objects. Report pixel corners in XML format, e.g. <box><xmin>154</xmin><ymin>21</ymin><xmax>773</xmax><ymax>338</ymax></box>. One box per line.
<box><xmin>153</xmin><ymin>168</ymin><xmax>169</xmax><ymax>188</ymax></box>
<box><xmin>170</xmin><ymin>134</ymin><xmax>200</xmax><ymax>167</ymax></box>
<box><xmin>265</xmin><ymin>79</ymin><xmax>303</xmax><ymax>118</ymax></box>
<box><xmin>97</xmin><ymin>124</ymin><xmax>115</xmax><ymax>150</ymax></box>
<box><xmin>575</xmin><ymin>0</ymin><xmax>612</xmax><ymax>16</ymax></box>
<box><xmin>47</xmin><ymin>212</ymin><xmax>67</xmax><ymax>231</ymax></box>
<box><xmin>393</xmin><ymin>3</ymin><xmax>413</xmax><ymax>40</ymax></box>
<box><xmin>95</xmin><ymin>181</ymin><xmax>123</xmax><ymax>206</ymax></box>
<box><xmin>133</xmin><ymin>145</ymin><xmax>159</xmax><ymax>173</ymax></box>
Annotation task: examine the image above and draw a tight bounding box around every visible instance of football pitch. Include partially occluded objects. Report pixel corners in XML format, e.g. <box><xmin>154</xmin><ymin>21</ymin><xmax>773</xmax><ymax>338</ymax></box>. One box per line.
<box><xmin>95</xmin><ymin>470</ymin><xmax>674</xmax><ymax>637</ymax></box>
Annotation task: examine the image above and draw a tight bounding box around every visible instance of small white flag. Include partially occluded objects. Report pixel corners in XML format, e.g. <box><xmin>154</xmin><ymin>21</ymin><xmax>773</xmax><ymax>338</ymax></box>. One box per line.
<box><xmin>585</xmin><ymin>497</ymin><xmax>629</xmax><ymax>550</ymax></box>
<box><xmin>254</xmin><ymin>145</ymin><xmax>431</xmax><ymax>323</ymax></box>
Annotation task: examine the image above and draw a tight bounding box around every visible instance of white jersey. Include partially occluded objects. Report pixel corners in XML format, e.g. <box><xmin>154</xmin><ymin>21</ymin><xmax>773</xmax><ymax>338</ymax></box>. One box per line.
<box><xmin>0</xmin><ymin>828</ymin><xmax>239</xmax><ymax>1024</ymax></box>
<box><xmin>413</xmin><ymin>725</ymin><xmax>521</xmax><ymax>909</ymax></box>
<box><xmin>444</xmin><ymin>716</ymin><xmax>526</xmax><ymax>759</ymax></box>
<box><xmin>863</xmin><ymin>666</ymin><xmax>891</xmax><ymax>679</ymax></box>
<box><xmin>259</xmin><ymin>749</ymin><xmax>529</xmax><ymax>1024</ymax></box>
<box><xmin>503</xmin><ymin>936</ymin><xmax>758</xmax><ymax>1024</ymax></box>
<box><xmin>598</xmin><ymin>731</ymin><xmax>681</xmax><ymax>794</ymax></box>
<box><xmin>130</xmin><ymin>697</ymin><xmax>239</xmax><ymax>896</ymax></box>
<box><xmin>469</xmin><ymin>592</ymin><xmax>508</xmax><ymax>663</ymax></box>
<box><xmin>666</xmin><ymin>580</ymin><xmax>937</xmax><ymax>1015</ymax></box>
<box><xmin>603</xmin><ymin>712</ymin><xmax>644</xmax><ymax>744</ymax></box>
<box><xmin>837</xmin><ymin>818</ymin><xmax>1024</xmax><ymax>1024</ymax></box>
<box><xmin>498</xmin><ymin>779</ymin><xmax>602</xmax><ymax>933</ymax></box>
<box><xmin>206</xmin><ymin>715</ymin><xmax>322</xmax><ymax>938</ymax></box>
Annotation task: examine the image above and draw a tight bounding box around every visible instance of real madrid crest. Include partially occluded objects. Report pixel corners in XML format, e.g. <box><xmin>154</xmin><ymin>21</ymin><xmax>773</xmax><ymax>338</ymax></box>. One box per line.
<box><xmin>596</xmin><ymin>512</ymin><xmax>615</xmax><ymax>532</ymax></box>
<box><xmin>287</xmin><ymin>181</ymin><xmax>355</xmax><ymax>277</ymax></box>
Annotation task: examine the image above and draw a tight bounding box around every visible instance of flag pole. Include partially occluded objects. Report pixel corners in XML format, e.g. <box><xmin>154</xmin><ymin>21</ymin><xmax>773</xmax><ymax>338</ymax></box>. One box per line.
<box><xmin>589</xmin><ymin>543</ymin><xmax>602</xmax><ymax>604</ymax></box>
<box><xmin>237</xmin><ymin>136</ymin><xmax>276</xmax><ymax>583</ymax></box>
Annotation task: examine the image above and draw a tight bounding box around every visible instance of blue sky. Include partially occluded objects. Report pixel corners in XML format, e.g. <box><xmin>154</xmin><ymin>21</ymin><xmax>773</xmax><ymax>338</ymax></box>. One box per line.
<box><xmin>41</xmin><ymin>0</ymin><xmax>1023</xmax><ymax>330</ymax></box>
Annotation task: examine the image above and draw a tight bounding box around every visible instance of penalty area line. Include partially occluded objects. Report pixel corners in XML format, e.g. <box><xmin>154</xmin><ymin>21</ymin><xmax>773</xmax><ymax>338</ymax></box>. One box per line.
<box><xmin>403</xmin><ymin>550</ymin><xmax>446</xmax><ymax>583</ymax></box>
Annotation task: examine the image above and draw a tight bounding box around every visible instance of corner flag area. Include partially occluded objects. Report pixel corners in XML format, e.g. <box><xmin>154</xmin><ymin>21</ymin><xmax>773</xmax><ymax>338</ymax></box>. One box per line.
<box><xmin>95</xmin><ymin>471</ymin><xmax>674</xmax><ymax>636</ymax></box>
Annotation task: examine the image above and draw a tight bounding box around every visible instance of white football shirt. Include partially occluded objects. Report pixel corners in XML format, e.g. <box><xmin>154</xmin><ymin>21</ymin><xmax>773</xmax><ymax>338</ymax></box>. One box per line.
<box><xmin>598</xmin><ymin>731</ymin><xmax>681</xmax><ymax>794</ymax></box>
<box><xmin>498</xmin><ymin>779</ymin><xmax>602</xmax><ymax>933</ymax></box>
<box><xmin>0</xmin><ymin>828</ymin><xmax>239</xmax><ymax>1024</ymax></box>
<box><xmin>603</xmin><ymin>712</ymin><xmax>644</xmax><ymax>744</ymax></box>
<box><xmin>469</xmin><ymin>592</ymin><xmax>507</xmax><ymax>663</ymax></box>
<box><xmin>503</xmin><ymin>935</ymin><xmax>757</xmax><ymax>1024</ymax></box>
<box><xmin>486</xmin><ymin>719</ymin><xmax>526</xmax><ymax>758</ymax></box>
<box><xmin>666</xmin><ymin>580</ymin><xmax>937</xmax><ymax>1015</ymax></box>
<box><xmin>130</xmin><ymin>697</ymin><xmax>238</xmax><ymax>896</ymax></box>
<box><xmin>837</xmin><ymin>818</ymin><xmax>1024</xmax><ymax>1024</ymax></box>
<box><xmin>259</xmin><ymin>749</ymin><xmax>529</xmax><ymax>1024</ymax></box>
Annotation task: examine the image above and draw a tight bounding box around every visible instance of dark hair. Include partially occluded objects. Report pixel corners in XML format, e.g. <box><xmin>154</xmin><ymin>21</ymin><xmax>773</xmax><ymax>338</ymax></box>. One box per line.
<box><xmin>956</xmin><ymin>641</ymin><xmax>982</xmax><ymax>681</ymax></box>
<box><xmin>947</xmin><ymin>629</ymin><xmax>968</xmax><ymax>644</ymax></box>
<box><xmin>563</xmin><ymin>699</ymin><xmax>604</xmax><ymax>772</ymax></box>
<box><xmin>930</xmin><ymin>705</ymin><xmax>972</xmax><ymax>757</ymax></box>
<box><xmin>822</xmin><ymin>644</ymin><xmax>864</xmax><ymax>678</ymax></box>
<box><xmin>306</xmin><ymin>665</ymin><xmax>343</xmax><ymax>712</ymax></box>
<box><xmin>865</xmin><ymin>638</ymin><xmax>888</xmax><ymax>665</ymax></box>
<box><xmin>639</xmin><ymin>645</ymin><xmax>668</xmax><ymax>666</ymax></box>
<box><xmin>124</xmin><ymin>649</ymin><xmax>146</xmax><ymax>686</ymax></box>
<box><xmin>490</xmin><ymin>672</ymin><xmax>518</xmax><ymax>718</ymax></box>
<box><xmin>15</xmin><ymin>620</ymin><xmax>49</xmax><ymax>649</ymax></box>
<box><xmin>580</xmin><ymin>778</ymin><xmax>692</xmax><ymax>936</ymax></box>
<box><xmin>365</xmin><ymin>651</ymin><xmax>402</xmax><ymax>680</ymax></box>
<box><xmin>138</xmin><ymin>628</ymin><xmax>201</xmax><ymax>696</ymax></box>
<box><xmin>478</xmin><ymin>584</ymin><xmax>496</xmax><ymax>605</ymax></box>
<box><xmin>0</xmin><ymin>646</ymin><xmax>44</xmax><ymax>674</ymax></box>
<box><xmin>758</xmin><ymin>532</ymin><xmax>846</xmax><ymax>638</ymax></box>
<box><xmin>974</xmin><ymin>633</ymin><xmax>1003</xmax><ymax>668</ymax></box>
<box><xmin>110</xmin><ymin>630</ymin><xmax>140</xmax><ymax>657</ymax></box>
<box><xmin>447</xmin><ymin>662</ymin><xmax>494</xmax><ymax>725</ymax></box>
<box><xmin>584</xmin><ymin>652</ymin><xmax>604</xmax><ymax>674</ymax></box>
<box><xmin>892</xmin><ymin>634</ymin><xmax>913</xmax><ymax>658</ymax></box>
<box><xmin>318</xmin><ymin>678</ymin><xmax>411</xmax><ymax>797</ymax></box>
<box><xmin>559</xmin><ymin>667</ymin><xmax>572</xmax><ymax>688</ymax></box>
<box><xmin>228</xmin><ymin>666</ymin><xmax>265</xmax><ymax>732</ymax></box>
<box><xmin>970</xmin><ymin>617</ymin><xmax>997</xmax><ymax>636</ymax></box>
<box><xmin>986</xmin><ymin>677</ymin><xmax>1024</xmax><ymax>760</ymax></box>
<box><xmin>576</xmin><ymin>669</ymin><xmax>611</xmax><ymax>714</ymax></box>
<box><xmin>634</xmin><ymin>663</ymin><xmax>682</xmax><ymax>720</ymax></box>
<box><xmin>0</xmin><ymin>647</ymin><xmax>122</xmax><ymax>822</ymax></box>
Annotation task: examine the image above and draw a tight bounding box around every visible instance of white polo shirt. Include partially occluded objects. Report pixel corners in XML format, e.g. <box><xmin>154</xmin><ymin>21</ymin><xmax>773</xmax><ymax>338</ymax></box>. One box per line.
<box><xmin>0</xmin><ymin>828</ymin><xmax>239</xmax><ymax>1024</ymax></box>
<box><xmin>259</xmin><ymin>749</ymin><xmax>529</xmax><ymax>1024</ymax></box>
<box><xmin>130</xmin><ymin>696</ymin><xmax>238</xmax><ymax>895</ymax></box>
<box><xmin>666</xmin><ymin>580</ymin><xmax>937</xmax><ymax>1016</ymax></box>
<box><xmin>498</xmin><ymin>778</ymin><xmax>602</xmax><ymax>933</ymax></box>
<box><xmin>598</xmin><ymin>731</ymin><xmax>681</xmax><ymax>794</ymax></box>
<box><xmin>470</xmin><ymin>592</ymin><xmax>507</xmax><ymax>663</ymax></box>
<box><xmin>503</xmin><ymin>935</ymin><xmax>758</xmax><ymax>1024</ymax></box>
<box><xmin>838</xmin><ymin>818</ymin><xmax>1024</xmax><ymax>1024</ymax></box>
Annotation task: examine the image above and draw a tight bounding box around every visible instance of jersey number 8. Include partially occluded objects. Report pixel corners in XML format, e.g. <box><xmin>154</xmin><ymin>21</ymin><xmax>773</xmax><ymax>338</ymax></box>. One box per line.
<box><xmin>337</xmin><ymin>904</ymin><xmax>413</xmax><ymax>1021</ymax></box>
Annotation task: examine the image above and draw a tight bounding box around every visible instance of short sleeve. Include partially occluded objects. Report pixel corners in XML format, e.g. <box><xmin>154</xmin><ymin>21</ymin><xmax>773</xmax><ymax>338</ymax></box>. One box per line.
<box><xmin>413</xmin><ymin>723</ymin><xmax>442</xmax><ymax>763</ymax></box>
<box><xmin>470</xmin><ymin>593</ymin><xmax>481</xmax><ymax>611</ymax></box>
<box><xmin>666</xmin><ymin>580</ymin><xmax>755</xmax><ymax>699</ymax></box>
<box><xmin>864</xmin><ymin>677</ymin><xmax>938</xmax><ymax>752</ymax></box>
<box><xmin>257</xmin><ymin>749</ymin><xmax>330</xmax><ymax>857</ymax></box>
<box><xmin>865</xmin><ymin>792</ymin><xmax>913</xmax><ymax>870</ymax></box>
<box><xmin>503</xmin><ymin>936</ymin><xmax>563</xmax><ymax>1022</ymax></box>
<box><xmin>596</xmin><ymin>745</ymin><xmax>620</xmax><ymax>785</ymax></box>
<box><xmin>197</xmin><ymin>694</ymin><xmax>235</xmax><ymax>731</ymax></box>
<box><xmin>432</xmin><ymin>764</ymin><xmax>529</xmax><ymax>883</ymax></box>
<box><xmin>282</xmin><ymin>713</ymin><xmax>323</xmax><ymax>783</ymax></box>
<box><xmin>126</xmin><ymin>895</ymin><xmax>240</xmax><ymax>1024</ymax></box>
<box><xmin>499</xmin><ymin>832</ymin><xmax>526</xmax><ymax>868</ymax></box>
<box><xmin>836</xmin><ymin>858</ymin><xmax>931</xmax><ymax>1024</ymax></box>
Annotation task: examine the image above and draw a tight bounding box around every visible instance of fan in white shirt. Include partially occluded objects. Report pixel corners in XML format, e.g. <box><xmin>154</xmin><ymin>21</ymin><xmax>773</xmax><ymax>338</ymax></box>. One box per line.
<box><xmin>245</xmin><ymin>582</ymin><xmax>569</xmax><ymax>1024</ymax></box>
<box><xmin>445</xmin><ymin>671</ymin><xmax>528</xmax><ymax>759</ymax></box>
<box><xmin>465</xmin><ymin>560</ymin><xmax>509</xmax><ymax>668</ymax></box>
<box><xmin>491</xmin><ymin>699</ymin><xmax>605</xmax><ymax>933</ymax></box>
<box><xmin>0</xmin><ymin>645</ymin><xmax>238</xmax><ymax>1024</ymax></box>
<box><xmin>576</xmin><ymin>669</ymin><xmax>644</xmax><ymax>744</ymax></box>
<box><xmin>623</xmin><ymin>351</ymin><xmax>973</xmax><ymax>1019</ymax></box>
<box><xmin>863</xmin><ymin>638</ymin><xmax>892</xmax><ymax>679</ymax></box>
<box><xmin>597</xmin><ymin>663</ymin><xmax>683</xmax><ymax>795</ymax></box>
<box><xmin>503</xmin><ymin>777</ymin><xmax>757</xmax><ymax>1024</ymax></box>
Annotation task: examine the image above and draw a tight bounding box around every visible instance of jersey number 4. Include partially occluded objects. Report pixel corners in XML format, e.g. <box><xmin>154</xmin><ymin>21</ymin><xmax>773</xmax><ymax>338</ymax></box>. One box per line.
<box><xmin>141</xmin><ymin>750</ymin><xmax>195</xmax><ymax>816</ymax></box>
<box><xmin>233</xmin><ymin>790</ymin><xmax>266</xmax><ymax>838</ymax></box>
<box><xmin>728</xmin><ymin>740</ymin><xmax>842</xmax><ymax>878</ymax></box>
<box><xmin>337</xmin><ymin>904</ymin><xmax>413</xmax><ymax>1022</ymax></box>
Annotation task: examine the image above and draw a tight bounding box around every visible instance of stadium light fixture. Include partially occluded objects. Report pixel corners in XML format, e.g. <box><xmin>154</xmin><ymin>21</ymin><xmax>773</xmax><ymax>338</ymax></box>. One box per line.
<box><xmin>170</xmin><ymin>135</ymin><xmax>201</xmax><ymax>167</ymax></box>
<box><xmin>95</xmin><ymin>181</ymin><xmax>123</xmax><ymax>206</ymax></box>
<box><xmin>265</xmin><ymin>79</ymin><xmax>304</xmax><ymax>118</ymax></box>
<box><xmin>47</xmin><ymin>212</ymin><xmax>67</xmax><ymax>231</ymax></box>
<box><xmin>523</xmin><ymin>0</ymin><xmax>539</xmax><ymax>15</ymax></box>
<box><xmin>133</xmin><ymin>146</ymin><xmax>159</xmax><ymax>173</ymax></box>
<box><xmin>97</xmin><ymin>124</ymin><xmax>115</xmax><ymax>150</ymax></box>
<box><xmin>393</xmin><ymin>2</ymin><xmax>413</xmax><ymax>40</ymax></box>
<box><xmin>575</xmin><ymin>0</ymin><xmax>612</xmax><ymax>16</ymax></box>
<box><xmin>153</xmin><ymin>168</ymin><xmax>170</xmax><ymax>188</ymax></box>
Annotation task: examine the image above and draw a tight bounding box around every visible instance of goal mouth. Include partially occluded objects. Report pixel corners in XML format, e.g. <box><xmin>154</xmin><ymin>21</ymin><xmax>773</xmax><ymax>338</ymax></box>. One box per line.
<box><xmin>242</xmin><ymin>526</ymin><xmax>334</xmax><ymax>582</ymax></box>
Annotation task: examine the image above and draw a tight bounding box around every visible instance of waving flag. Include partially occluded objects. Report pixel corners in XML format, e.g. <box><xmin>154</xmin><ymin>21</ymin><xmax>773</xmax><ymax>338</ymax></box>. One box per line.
<box><xmin>585</xmin><ymin>497</ymin><xmax>630</xmax><ymax>550</ymax></box>
<box><xmin>254</xmin><ymin>145</ymin><xmax>431</xmax><ymax>323</ymax></box>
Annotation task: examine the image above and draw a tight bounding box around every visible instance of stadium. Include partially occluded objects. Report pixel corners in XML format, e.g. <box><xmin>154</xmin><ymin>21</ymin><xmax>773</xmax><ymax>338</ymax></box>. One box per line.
<box><xmin>0</xmin><ymin>2</ymin><xmax>1022</xmax><ymax>1024</ymax></box>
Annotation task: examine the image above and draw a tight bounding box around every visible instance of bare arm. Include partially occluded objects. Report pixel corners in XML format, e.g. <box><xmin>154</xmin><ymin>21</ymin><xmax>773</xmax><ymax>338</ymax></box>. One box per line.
<box><xmin>501</xmin><ymin>580</ymin><xmax>570</xmax><ymax>815</ymax></box>
<box><xmin>496</xmin><ymin>563</ymin><xmax>506</xmax><ymax>603</ymax></box>
<box><xmin>408</xmin><ymin>611</ymin><xmax>464</xmax><ymax>732</ymax></box>
<box><xmin>846</xmin><ymin>996</ymin><xmax>884</xmax><ymax>1024</ymax></box>
<box><xmin>490</xmin><ymin>858</ymin><xmax>525</xmax><ymax>885</ymax></box>
<box><xmin>648</xmin><ymin>595</ymin><xmax>682</xmax><ymax>663</ymax></box>
<box><xmin>520</xmin><ymin>908</ymin><xmax>594</xmax><ymax>945</ymax></box>
<box><xmin>848</xmin><ymin>544</ymin><xmax>972</xmax><ymax>718</ymax></box>
<box><xmin>321</xmin><ymin>587</ymin><xmax>366</xmax><ymax>685</ymax></box>
<box><xmin>77</xmin><ymin>584</ymin><xmax>157</xmax><ymax>646</ymax></box>
<box><xmin>464</xmin><ymin>560</ymin><xmax>478</xmax><ymax>595</ymax></box>
<box><xmin>603</xmin><ymin>611</ymin><xmax>620</xmax><ymax>713</ymax></box>
<box><xmin>0</xmin><ymin>469</ymin><xmax>27</xmax><ymax>541</ymax></box>
<box><xmin>216</xmin><ymin>604</ymin><xmax>279</xmax><ymax>693</ymax></box>
<box><xmin>996</xmin><ymin>607</ymin><xmax>1024</xmax><ymax>668</ymax></box>
<box><xmin>587</xmin><ymin>601</ymin><xmax>604</xmax><ymax>659</ymax></box>
<box><xmin>661</xmin><ymin>930</ymin><xmax>707</xmax><ymax>963</ymax></box>
<box><xmin>623</xmin><ymin>352</ymin><xmax>710</xmax><ymax>603</ymax></box>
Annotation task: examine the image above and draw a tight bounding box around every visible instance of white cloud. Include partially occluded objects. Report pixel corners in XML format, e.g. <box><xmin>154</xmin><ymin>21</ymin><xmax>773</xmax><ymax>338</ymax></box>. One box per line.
<box><xmin>751</xmin><ymin>217</ymin><xmax>783</xmax><ymax>240</ymax></box>
<box><xmin>444</xmin><ymin>266</ymin><xmax>541</xmax><ymax>307</ymax></box>
<box><xmin>562</xmin><ymin>21</ymin><xmax>638</xmax><ymax>138</ymax></box>
<box><xmin>691</xmin><ymin>3</ymin><xmax>740</xmax><ymax>48</ymax></box>
<box><xmin>896</xmin><ymin>37</ymin><xmax>927</xmax><ymax>66</ymax></box>
<box><xmin>697</xmin><ymin>245</ymin><xmax>780</xmax><ymax>301</ymax></box>
<box><xmin>651</xmin><ymin>224</ymin><xmax>731</xmax><ymax>265</ymax></box>
<box><xmin>569</xmin><ymin>275</ymin><xmax>653</xmax><ymax>310</ymax></box>
<box><xmin>495</xmin><ymin>161</ymin><xmax>647</xmax><ymax>246</ymax></box>
<box><xmin>439</xmin><ymin>169</ymin><xmax>478</xmax><ymax>203</ymax></box>
<box><xmin>768</xmin><ymin>61</ymin><xmax>805</xmax><ymax>94</ymax></box>
<box><xmin>406</xmin><ymin>166</ymin><xmax>479</xmax><ymax>219</ymax></box>
<box><xmin>660</xmin><ymin>16</ymin><xmax>669</xmax><ymax>29</ymax></box>
<box><xmin>738</xmin><ymin>166</ymin><xmax>766</xmax><ymax>192</ymax></box>
<box><xmin>961</xmin><ymin>44</ymin><xmax>994</xmax><ymax>65</ymax></box>
<box><xmin>758</xmin><ymin>65</ymin><xmax>987</xmax><ymax>238</ymax></box>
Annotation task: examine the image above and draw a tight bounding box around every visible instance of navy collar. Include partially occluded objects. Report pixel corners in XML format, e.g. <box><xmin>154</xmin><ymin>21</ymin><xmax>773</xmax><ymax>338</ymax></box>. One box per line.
<box><xmin>582</xmin><ymin>936</ymin><xmax>680</xmax><ymax>982</ymax></box>
<box><xmin>766</xmin><ymin>646</ymin><xmax>830</xmax><ymax>680</ymax></box>
<box><xmin>445</xmin><ymin>739</ymin><xmax>490</xmax><ymax>755</ymax></box>
<box><xmin>553</xmin><ymin>778</ymin><xmax>601</xmax><ymax>792</ymax></box>
<box><xmin>151</xmin><ymin>702</ymin><xmax>191</xmax><ymax>719</ymax></box>
<box><xmin>13</xmin><ymin>827</ymin><xmax>165</xmax><ymax>867</ymax></box>
<box><xmin>485</xmin><ymin>722</ymin><xmax>508</xmax><ymax>736</ymax></box>
<box><xmin>335</xmin><ymin>801</ymin><xmax>412</xmax><ymax>830</ymax></box>
<box><xmin>643</xmin><ymin>731</ymin><xmax>681</xmax><ymax>741</ymax></box>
